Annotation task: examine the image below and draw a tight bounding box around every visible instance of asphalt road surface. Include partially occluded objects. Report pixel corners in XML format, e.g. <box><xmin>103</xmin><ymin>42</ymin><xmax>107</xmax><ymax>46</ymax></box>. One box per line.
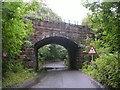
<box><xmin>42</xmin><ymin>61</ymin><xmax>67</xmax><ymax>70</ymax></box>
<box><xmin>29</xmin><ymin>61</ymin><xmax>103</xmax><ymax>88</ymax></box>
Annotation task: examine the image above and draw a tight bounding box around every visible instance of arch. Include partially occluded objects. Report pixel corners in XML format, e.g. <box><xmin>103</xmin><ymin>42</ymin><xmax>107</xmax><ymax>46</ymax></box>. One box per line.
<box><xmin>34</xmin><ymin>36</ymin><xmax>79</xmax><ymax>71</ymax></box>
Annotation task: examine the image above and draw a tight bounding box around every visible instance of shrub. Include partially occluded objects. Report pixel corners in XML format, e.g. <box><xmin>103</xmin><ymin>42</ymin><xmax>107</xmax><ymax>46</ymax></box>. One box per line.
<box><xmin>2</xmin><ymin>60</ymin><xmax>36</xmax><ymax>88</ymax></box>
<box><xmin>82</xmin><ymin>53</ymin><xmax>120</xmax><ymax>88</ymax></box>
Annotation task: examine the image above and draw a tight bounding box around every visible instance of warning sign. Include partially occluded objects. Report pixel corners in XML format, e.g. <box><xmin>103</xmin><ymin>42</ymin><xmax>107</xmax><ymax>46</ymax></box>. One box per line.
<box><xmin>88</xmin><ymin>46</ymin><xmax>97</xmax><ymax>54</ymax></box>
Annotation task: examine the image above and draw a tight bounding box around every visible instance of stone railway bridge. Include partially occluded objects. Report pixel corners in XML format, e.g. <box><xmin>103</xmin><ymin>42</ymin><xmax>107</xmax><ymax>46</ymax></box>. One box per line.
<box><xmin>22</xmin><ymin>18</ymin><xmax>93</xmax><ymax>71</ymax></box>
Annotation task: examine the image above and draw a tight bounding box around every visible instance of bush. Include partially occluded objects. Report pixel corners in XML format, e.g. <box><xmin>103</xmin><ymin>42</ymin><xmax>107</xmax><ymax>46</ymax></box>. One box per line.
<box><xmin>82</xmin><ymin>53</ymin><xmax>120</xmax><ymax>88</ymax></box>
<box><xmin>2</xmin><ymin>60</ymin><xmax>36</xmax><ymax>88</ymax></box>
<box><xmin>64</xmin><ymin>58</ymin><xmax>69</xmax><ymax>66</ymax></box>
<box><xmin>38</xmin><ymin>44</ymin><xmax>68</xmax><ymax>62</ymax></box>
<box><xmin>2</xmin><ymin>70</ymin><xmax>36</xmax><ymax>88</ymax></box>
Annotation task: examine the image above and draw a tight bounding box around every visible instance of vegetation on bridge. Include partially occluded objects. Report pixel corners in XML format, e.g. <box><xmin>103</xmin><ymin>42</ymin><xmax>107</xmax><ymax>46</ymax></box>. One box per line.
<box><xmin>82</xmin><ymin>1</ymin><xmax>120</xmax><ymax>88</ymax></box>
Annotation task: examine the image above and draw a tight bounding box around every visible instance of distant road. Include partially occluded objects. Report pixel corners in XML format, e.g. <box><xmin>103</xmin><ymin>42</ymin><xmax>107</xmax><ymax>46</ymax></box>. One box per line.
<box><xmin>43</xmin><ymin>61</ymin><xmax>67</xmax><ymax>70</ymax></box>
<box><xmin>29</xmin><ymin>61</ymin><xmax>103</xmax><ymax>88</ymax></box>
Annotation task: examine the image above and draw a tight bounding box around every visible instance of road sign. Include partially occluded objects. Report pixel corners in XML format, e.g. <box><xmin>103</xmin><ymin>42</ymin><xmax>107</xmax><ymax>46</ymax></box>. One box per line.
<box><xmin>88</xmin><ymin>46</ymin><xmax>97</xmax><ymax>54</ymax></box>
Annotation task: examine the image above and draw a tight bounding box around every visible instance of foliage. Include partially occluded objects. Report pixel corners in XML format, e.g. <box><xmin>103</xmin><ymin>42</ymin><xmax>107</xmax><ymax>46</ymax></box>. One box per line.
<box><xmin>2</xmin><ymin>1</ymin><xmax>42</xmax><ymax>87</ymax></box>
<box><xmin>81</xmin><ymin>1</ymin><xmax>120</xmax><ymax>88</ymax></box>
<box><xmin>64</xmin><ymin>58</ymin><xmax>69</xmax><ymax>66</ymax></box>
<box><xmin>38</xmin><ymin>44</ymin><xmax>68</xmax><ymax>68</ymax></box>
<box><xmin>82</xmin><ymin>53</ymin><xmax>120</xmax><ymax>88</ymax></box>
<box><xmin>38</xmin><ymin>45</ymin><xmax>50</xmax><ymax>68</ymax></box>
<box><xmin>2</xmin><ymin>1</ymin><xmax>42</xmax><ymax>71</ymax></box>
<box><xmin>82</xmin><ymin>2</ymin><xmax>120</xmax><ymax>55</ymax></box>
<box><xmin>48</xmin><ymin>44</ymin><xmax>67</xmax><ymax>60</ymax></box>
<box><xmin>2</xmin><ymin>61</ymin><xmax>36</xmax><ymax>88</ymax></box>
<box><xmin>40</xmin><ymin>4</ymin><xmax>62</xmax><ymax>21</ymax></box>
<box><xmin>27</xmin><ymin>3</ymin><xmax>62</xmax><ymax>22</ymax></box>
<box><xmin>38</xmin><ymin>44</ymin><xmax>68</xmax><ymax>61</ymax></box>
<box><xmin>2</xmin><ymin>2</ymin><xmax>41</xmax><ymax>59</ymax></box>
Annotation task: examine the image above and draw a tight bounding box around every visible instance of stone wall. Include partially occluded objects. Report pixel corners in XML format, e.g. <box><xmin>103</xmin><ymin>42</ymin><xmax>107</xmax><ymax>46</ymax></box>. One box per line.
<box><xmin>21</xmin><ymin>18</ymin><xmax>93</xmax><ymax>70</ymax></box>
<box><xmin>31</xmin><ymin>18</ymin><xmax>93</xmax><ymax>45</ymax></box>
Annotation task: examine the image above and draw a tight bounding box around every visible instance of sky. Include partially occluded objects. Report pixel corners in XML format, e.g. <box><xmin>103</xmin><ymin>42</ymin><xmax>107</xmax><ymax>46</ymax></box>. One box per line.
<box><xmin>44</xmin><ymin>0</ymin><xmax>90</xmax><ymax>25</ymax></box>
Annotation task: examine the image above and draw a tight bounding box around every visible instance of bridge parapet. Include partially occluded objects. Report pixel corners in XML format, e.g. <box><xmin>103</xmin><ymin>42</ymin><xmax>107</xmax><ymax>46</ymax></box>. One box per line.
<box><xmin>31</xmin><ymin>18</ymin><xmax>92</xmax><ymax>45</ymax></box>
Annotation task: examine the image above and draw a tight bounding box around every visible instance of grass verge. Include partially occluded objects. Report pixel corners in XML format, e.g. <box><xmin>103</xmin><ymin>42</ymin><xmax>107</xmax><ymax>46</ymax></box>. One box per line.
<box><xmin>2</xmin><ymin>69</ymin><xmax>37</xmax><ymax>88</ymax></box>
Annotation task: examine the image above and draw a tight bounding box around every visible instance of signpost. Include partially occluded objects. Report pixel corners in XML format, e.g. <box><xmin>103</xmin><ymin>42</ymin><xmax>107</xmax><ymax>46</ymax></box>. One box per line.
<box><xmin>88</xmin><ymin>46</ymin><xmax>97</xmax><ymax>61</ymax></box>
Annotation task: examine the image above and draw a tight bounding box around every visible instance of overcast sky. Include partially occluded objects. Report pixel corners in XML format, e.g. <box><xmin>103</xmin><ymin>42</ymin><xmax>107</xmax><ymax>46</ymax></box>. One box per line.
<box><xmin>44</xmin><ymin>0</ymin><xmax>90</xmax><ymax>25</ymax></box>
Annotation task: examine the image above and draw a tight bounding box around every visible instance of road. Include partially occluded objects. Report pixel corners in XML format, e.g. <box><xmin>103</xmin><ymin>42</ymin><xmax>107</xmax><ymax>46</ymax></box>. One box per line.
<box><xmin>29</xmin><ymin>61</ymin><xmax>103</xmax><ymax>88</ymax></box>
<box><xmin>42</xmin><ymin>61</ymin><xmax>67</xmax><ymax>70</ymax></box>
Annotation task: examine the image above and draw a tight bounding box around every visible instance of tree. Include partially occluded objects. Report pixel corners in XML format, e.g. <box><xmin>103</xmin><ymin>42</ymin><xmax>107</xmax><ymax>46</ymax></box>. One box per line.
<box><xmin>27</xmin><ymin>3</ymin><xmax>62</xmax><ymax>22</ymax></box>
<box><xmin>81</xmin><ymin>1</ymin><xmax>120</xmax><ymax>88</ymax></box>
<box><xmin>82</xmin><ymin>2</ymin><xmax>120</xmax><ymax>57</ymax></box>
<box><xmin>2</xmin><ymin>1</ymin><xmax>42</xmax><ymax>72</ymax></box>
<box><xmin>38</xmin><ymin>44</ymin><xmax>67</xmax><ymax>62</ymax></box>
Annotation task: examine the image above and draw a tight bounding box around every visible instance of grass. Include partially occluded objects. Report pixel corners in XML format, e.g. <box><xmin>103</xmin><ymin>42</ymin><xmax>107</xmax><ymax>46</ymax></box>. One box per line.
<box><xmin>2</xmin><ymin>69</ymin><xmax>37</xmax><ymax>88</ymax></box>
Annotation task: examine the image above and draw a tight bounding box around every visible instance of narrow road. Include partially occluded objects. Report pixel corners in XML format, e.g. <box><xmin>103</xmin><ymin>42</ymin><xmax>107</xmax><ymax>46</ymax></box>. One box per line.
<box><xmin>29</xmin><ymin>61</ymin><xmax>102</xmax><ymax>88</ymax></box>
<box><xmin>43</xmin><ymin>61</ymin><xmax>67</xmax><ymax>70</ymax></box>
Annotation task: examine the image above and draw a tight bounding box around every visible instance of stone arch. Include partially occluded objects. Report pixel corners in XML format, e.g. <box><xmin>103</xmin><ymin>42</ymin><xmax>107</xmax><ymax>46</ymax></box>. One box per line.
<box><xmin>34</xmin><ymin>36</ymin><xmax>79</xmax><ymax>71</ymax></box>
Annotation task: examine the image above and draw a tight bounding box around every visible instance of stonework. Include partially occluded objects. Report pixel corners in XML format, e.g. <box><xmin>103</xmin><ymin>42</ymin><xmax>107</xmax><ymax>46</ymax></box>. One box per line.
<box><xmin>22</xmin><ymin>18</ymin><xmax>93</xmax><ymax>71</ymax></box>
<box><xmin>31</xmin><ymin>18</ymin><xmax>92</xmax><ymax>45</ymax></box>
